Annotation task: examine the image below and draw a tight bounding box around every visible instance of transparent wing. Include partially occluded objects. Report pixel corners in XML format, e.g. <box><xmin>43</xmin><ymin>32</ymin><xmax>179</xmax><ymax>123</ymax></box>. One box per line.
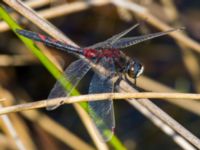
<box><xmin>108</xmin><ymin>22</ymin><xmax>140</xmax><ymax>45</ymax></box>
<box><xmin>112</xmin><ymin>28</ymin><xmax>182</xmax><ymax>49</ymax></box>
<box><xmin>87</xmin><ymin>23</ymin><xmax>140</xmax><ymax>49</ymax></box>
<box><xmin>47</xmin><ymin>59</ymin><xmax>91</xmax><ymax>110</ymax></box>
<box><xmin>88</xmin><ymin>58</ymin><xmax>115</xmax><ymax>141</ymax></box>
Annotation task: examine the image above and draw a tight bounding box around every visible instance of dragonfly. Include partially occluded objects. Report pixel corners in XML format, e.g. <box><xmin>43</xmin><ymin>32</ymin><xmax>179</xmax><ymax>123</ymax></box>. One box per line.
<box><xmin>16</xmin><ymin>23</ymin><xmax>181</xmax><ymax>141</ymax></box>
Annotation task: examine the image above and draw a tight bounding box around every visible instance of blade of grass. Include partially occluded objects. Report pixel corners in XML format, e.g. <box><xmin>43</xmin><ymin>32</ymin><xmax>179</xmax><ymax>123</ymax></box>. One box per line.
<box><xmin>0</xmin><ymin>5</ymin><xmax>125</xmax><ymax>149</ymax></box>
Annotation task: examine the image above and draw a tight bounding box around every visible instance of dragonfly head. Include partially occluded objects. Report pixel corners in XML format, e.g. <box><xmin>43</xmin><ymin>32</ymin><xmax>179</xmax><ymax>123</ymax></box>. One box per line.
<box><xmin>126</xmin><ymin>60</ymin><xmax>144</xmax><ymax>80</ymax></box>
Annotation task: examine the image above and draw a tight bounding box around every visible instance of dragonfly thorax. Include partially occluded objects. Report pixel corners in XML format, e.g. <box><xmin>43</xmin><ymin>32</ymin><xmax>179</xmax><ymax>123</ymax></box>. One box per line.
<box><xmin>83</xmin><ymin>48</ymin><xmax>121</xmax><ymax>59</ymax></box>
<box><xmin>125</xmin><ymin>60</ymin><xmax>144</xmax><ymax>79</ymax></box>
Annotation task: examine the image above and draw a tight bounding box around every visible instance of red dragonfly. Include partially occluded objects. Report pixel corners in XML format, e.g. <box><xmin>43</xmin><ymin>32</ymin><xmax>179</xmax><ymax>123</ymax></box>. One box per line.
<box><xmin>16</xmin><ymin>23</ymin><xmax>181</xmax><ymax>141</ymax></box>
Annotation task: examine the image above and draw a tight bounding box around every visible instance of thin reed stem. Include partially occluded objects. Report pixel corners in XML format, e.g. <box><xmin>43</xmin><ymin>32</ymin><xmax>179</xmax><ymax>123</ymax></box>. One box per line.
<box><xmin>0</xmin><ymin>92</ymin><xmax>199</xmax><ymax>115</ymax></box>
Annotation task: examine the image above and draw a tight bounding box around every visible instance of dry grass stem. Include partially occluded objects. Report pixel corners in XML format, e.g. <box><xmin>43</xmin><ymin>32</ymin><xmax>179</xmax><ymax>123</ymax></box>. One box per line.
<box><xmin>0</xmin><ymin>99</ymin><xmax>36</xmax><ymax>150</ymax></box>
<box><xmin>21</xmin><ymin>109</ymin><xmax>95</xmax><ymax>150</ymax></box>
<box><xmin>0</xmin><ymin>134</ymin><xmax>17</xmax><ymax>149</ymax></box>
<box><xmin>0</xmin><ymin>104</ymin><xmax>26</xmax><ymax>150</ymax></box>
<box><xmin>0</xmin><ymin>85</ymin><xmax>94</xmax><ymax>150</ymax></box>
<box><xmin>25</xmin><ymin>0</ymin><xmax>54</xmax><ymax>8</ymax></box>
<box><xmin>0</xmin><ymin>93</ymin><xmax>37</xmax><ymax>150</ymax></box>
<box><xmin>8</xmin><ymin>114</ymin><xmax>36</xmax><ymax>150</ymax></box>
<box><xmin>0</xmin><ymin>98</ymin><xmax>6</xmax><ymax>102</ymax></box>
<box><xmin>139</xmin><ymin>76</ymin><xmax>200</xmax><ymax>116</ymax></box>
<box><xmin>73</xmin><ymin>104</ymin><xmax>109</xmax><ymax>150</ymax></box>
<box><xmin>180</xmin><ymin>48</ymin><xmax>200</xmax><ymax>92</ymax></box>
<box><xmin>111</xmin><ymin>0</ymin><xmax>200</xmax><ymax>53</ymax></box>
<box><xmin>0</xmin><ymin>0</ymin><xmax>109</xmax><ymax>32</ymax></box>
<box><xmin>0</xmin><ymin>55</ymin><xmax>38</xmax><ymax>66</ymax></box>
<box><xmin>160</xmin><ymin>0</ymin><xmax>200</xmax><ymax>92</ymax></box>
<box><xmin>39</xmin><ymin>0</ymin><xmax>109</xmax><ymax>21</ymax></box>
<box><xmin>118</xmin><ymin>81</ymin><xmax>200</xmax><ymax>149</ymax></box>
<box><xmin>139</xmin><ymin>99</ymin><xmax>200</xmax><ymax>149</ymax></box>
<box><xmin>0</xmin><ymin>0</ymin><xmax>54</xmax><ymax>32</ymax></box>
<box><xmin>0</xmin><ymin>92</ymin><xmax>200</xmax><ymax>115</ymax></box>
<box><xmin>127</xmin><ymin>99</ymin><xmax>196</xmax><ymax>150</ymax></box>
<box><xmin>3</xmin><ymin>0</ymin><xmax>74</xmax><ymax>43</ymax></box>
<box><xmin>2</xmin><ymin>0</ymin><xmax>109</xmax><ymax>44</ymax></box>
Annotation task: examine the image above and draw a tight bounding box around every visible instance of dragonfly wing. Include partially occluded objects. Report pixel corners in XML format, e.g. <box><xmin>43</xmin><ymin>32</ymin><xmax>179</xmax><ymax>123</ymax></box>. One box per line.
<box><xmin>47</xmin><ymin>59</ymin><xmax>91</xmax><ymax>110</ymax></box>
<box><xmin>87</xmin><ymin>23</ymin><xmax>140</xmax><ymax>49</ymax></box>
<box><xmin>108</xmin><ymin>22</ymin><xmax>140</xmax><ymax>45</ymax></box>
<box><xmin>88</xmin><ymin>58</ymin><xmax>115</xmax><ymax>141</ymax></box>
<box><xmin>112</xmin><ymin>28</ymin><xmax>182</xmax><ymax>49</ymax></box>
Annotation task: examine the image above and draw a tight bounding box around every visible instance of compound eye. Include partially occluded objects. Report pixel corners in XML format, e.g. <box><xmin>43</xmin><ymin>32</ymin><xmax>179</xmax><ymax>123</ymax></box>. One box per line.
<box><xmin>127</xmin><ymin>65</ymin><xmax>135</xmax><ymax>78</ymax></box>
<box><xmin>127</xmin><ymin>62</ymin><xmax>144</xmax><ymax>79</ymax></box>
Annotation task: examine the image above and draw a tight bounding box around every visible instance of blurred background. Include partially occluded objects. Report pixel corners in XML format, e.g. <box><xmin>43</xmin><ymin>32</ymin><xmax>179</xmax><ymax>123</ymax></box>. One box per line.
<box><xmin>0</xmin><ymin>0</ymin><xmax>200</xmax><ymax>149</ymax></box>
